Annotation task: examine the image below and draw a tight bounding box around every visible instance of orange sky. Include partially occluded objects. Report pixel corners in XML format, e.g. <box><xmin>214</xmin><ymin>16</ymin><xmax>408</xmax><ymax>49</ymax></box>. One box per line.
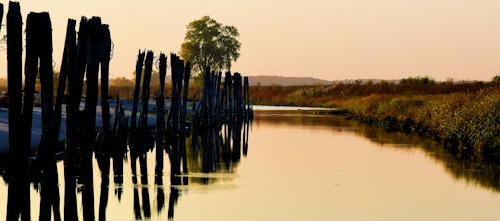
<box><xmin>1</xmin><ymin>0</ymin><xmax>500</xmax><ymax>81</ymax></box>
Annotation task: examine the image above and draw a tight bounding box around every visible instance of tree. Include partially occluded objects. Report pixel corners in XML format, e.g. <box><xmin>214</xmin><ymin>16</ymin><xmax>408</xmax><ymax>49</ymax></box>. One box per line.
<box><xmin>492</xmin><ymin>75</ymin><xmax>500</xmax><ymax>84</ymax></box>
<box><xmin>180</xmin><ymin>16</ymin><xmax>241</xmax><ymax>75</ymax></box>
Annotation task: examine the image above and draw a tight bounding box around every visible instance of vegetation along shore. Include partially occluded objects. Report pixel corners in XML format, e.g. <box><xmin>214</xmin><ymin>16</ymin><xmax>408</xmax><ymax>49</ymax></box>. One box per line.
<box><xmin>252</xmin><ymin>76</ymin><xmax>500</xmax><ymax>162</ymax></box>
<box><xmin>0</xmin><ymin>75</ymin><xmax>498</xmax><ymax>161</ymax></box>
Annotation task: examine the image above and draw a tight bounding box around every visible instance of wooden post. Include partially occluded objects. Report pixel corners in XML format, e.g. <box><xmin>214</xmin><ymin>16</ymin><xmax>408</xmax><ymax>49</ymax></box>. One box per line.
<box><xmin>168</xmin><ymin>54</ymin><xmax>182</xmax><ymax>185</ymax></box>
<box><xmin>83</xmin><ymin>17</ymin><xmax>102</xmax><ymax>150</ymax></box>
<box><xmin>64</xmin><ymin>18</ymin><xmax>88</xmax><ymax>221</ymax></box>
<box><xmin>139</xmin><ymin>51</ymin><xmax>153</xmax><ymax>133</ymax></box>
<box><xmin>131</xmin><ymin>51</ymin><xmax>145</xmax><ymax>130</ymax></box>
<box><xmin>0</xmin><ymin>4</ymin><xmax>3</xmax><ymax>34</ymax></box>
<box><xmin>53</xmin><ymin>19</ymin><xmax>76</xmax><ymax>147</ymax></box>
<box><xmin>100</xmin><ymin>25</ymin><xmax>112</xmax><ymax>142</ymax></box>
<box><xmin>180</xmin><ymin>61</ymin><xmax>191</xmax><ymax>184</ymax></box>
<box><xmin>6</xmin><ymin>1</ymin><xmax>23</xmax><ymax>162</ymax></box>
<box><xmin>5</xmin><ymin>7</ymin><xmax>31</xmax><ymax>220</ymax></box>
<box><xmin>155</xmin><ymin>53</ymin><xmax>167</xmax><ymax>184</ymax></box>
<box><xmin>24</xmin><ymin>12</ymin><xmax>54</xmax><ymax>161</ymax></box>
<box><xmin>181</xmin><ymin>62</ymin><xmax>191</xmax><ymax>134</ymax></box>
<box><xmin>243</xmin><ymin>76</ymin><xmax>249</xmax><ymax>114</ymax></box>
<box><xmin>66</xmin><ymin>16</ymin><xmax>88</xmax><ymax>161</ymax></box>
<box><xmin>112</xmin><ymin>95</ymin><xmax>120</xmax><ymax>134</ymax></box>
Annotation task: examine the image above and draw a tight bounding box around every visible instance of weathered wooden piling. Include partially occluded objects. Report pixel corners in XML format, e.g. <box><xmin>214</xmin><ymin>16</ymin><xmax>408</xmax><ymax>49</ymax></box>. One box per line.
<box><xmin>24</xmin><ymin>12</ymin><xmax>54</xmax><ymax>161</ymax></box>
<box><xmin>155</xmin><ymin>53</ymin><xmax>167</xmax><ymax>184</ymax></box>
<box><xmin>180</xmin><ymin>61</ymin><xmax>191</xmax><ymax>184</ymax></box>
<box><xmin>6</xmin><ymin>4</ymin><xmax>31</xmax><ymax>219</ymax></box>
<box><xmin>64</xmin><ymin>17</ymin><xmax>86</xmax><ymax>221</ymax></box>
<box><xmin>7</xmin><ymin>1</ymin><xmax>23</xmax><ymax>161</ymax></box>
<box><xmin>66</xmin><ymin>17</ymin><xmax>88</xmax><ymax>161</ymax></box>
<box><xmin>83</xmin><ymin>17</ymin><xmax>103</xmax><ymax>149</ymax></box>
<box><xmin>131</xmin><ymin>51</ymin><xmax>145</xmax><ymax>131</ymax></box>
<box><xmin>139</xmin><ymin>51</ymin><xmax>153</xmax><ymax>134</ymax></box>
<box><xmin>53</xmin><ymin>19</ymin><xmax>76</xmax><ymax>147</ymax></box>
<box><xmin>100</xmin><ymin>25</ymin><xmax>112</xmax><ymax>142</ymax></box>
<box><xmin>167</xmin><ymin>54</ymin><xmax>183</xmax><ymax>185</ymax></box>
<box><xmin>180</xmin><ymin>62</ymin><xmax>191</xmax><ymax>135</ymax></box>
<box><xmin>0</xmin><ymin>4</ymin><xmax>3</xmax><ymax>33</ymax></box>
<box><xmin>243</xmin><ymin>76</ymin><xmax>249</xmax><ymax>114</ymax></box>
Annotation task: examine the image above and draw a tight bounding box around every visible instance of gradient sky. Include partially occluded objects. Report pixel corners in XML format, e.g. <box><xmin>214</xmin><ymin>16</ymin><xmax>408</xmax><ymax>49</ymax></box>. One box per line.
<box><xmin>1</xmin><ymin>0</ymin><xmax>500</xmax><ymax>81</ymax></box>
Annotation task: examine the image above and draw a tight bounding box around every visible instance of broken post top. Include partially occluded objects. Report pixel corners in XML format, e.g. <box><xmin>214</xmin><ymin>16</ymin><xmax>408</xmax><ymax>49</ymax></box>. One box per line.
<box><xmin>135</xmin><ymin>50</ymin><xmax>146</xmax><ymax>81</ymax></box>
<box><xmin>0</xmin><ymin>4</ymin><xmax>3</xmax><ymax>32</ymax></box>
<box><xmin>7</xmin><ymin>2</ymin><xmax>21</xmax><ymax>27</ymax></box>
<box><xmin>26</xmin><ymin>12</ymin><xmax>53</xmax><ymax>57</ymax></box>
<box><xmin>86</xmin><ymin>16</ymin><xmax>112</xmax><ymax>59</ymax></box>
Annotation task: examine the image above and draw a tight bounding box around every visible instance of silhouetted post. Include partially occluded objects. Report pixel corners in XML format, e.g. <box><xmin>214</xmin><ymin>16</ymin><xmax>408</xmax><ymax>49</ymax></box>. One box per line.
<box><xmin>180</xmin><ymin>61</ymin><xmax>191</xmax><ymax>184</ymax></box>
<box><xmin>180</xmin><ymin>62</ymin><xmax>191</xmax><ymax>133</ymax></box>
<box><xmin>155</xmin><ymin>53</ymin><xmax>167</xmax><ymax>184</ymax></box>
<box><xmin>216</xmin><ymin>71</ymin><xmax>222</xmax><ymax>124</ymax></box>
<box><xmin>112</xmin><ymin>96</ymin><xmax>120</xmax><ymax>132</ymax></box>
<box><xmin>131</xmin><ymin>51</ymin><xmax>145</xmax><ymax>130</ymax></box>
<box><xmin>141</xmin><ymin>186</ymin><xmax>151</xmax><ymax>218</ymax></box>
<box><xmin>133</xmin><ymin>187</ymin><xmax>141</xmax><ymax>220</ymax></box>
<box><xmin>83</xmin><ymin>17</ymin><xmax>102</xmax><ymax>150</ymax></box>
<box><xmin>167</xmin><ymin>187</ymin><xmax>179</xmax><ymax>219</ymax></box>
<box><xmin>24</xmin><ymin>12</ymin><xmax>54</xmax><ymax>162</ymax></box>
<box><xmin>168</xmin><ymin>54</ymin><xmax>182</xmax><ymax>185</ymax></box>
<box><xmin>6</xmin><ymin>3</ymin><xmax>31</xmax><ymax>221</ymax></box>
<box><xmin>97</xmin><ymin>25</ymin><xmax>112</xmax><ymax>216</ymax></box>
<box><xmin>100</xmin><ymin>25</ymin><xmax>112</xmax><ymax>142</ymax></box>
<box><xmin>233</xmin><ymin>73</ymin><xmax>243</xmax><ymax>118</ymax></box>
<box><xmin>66</xmin><ymin>17</ymin><xmax>88</xmax><ymax>161</ymax></box>
<box><xmin>81</xmin><ymin>178</ymin><xmax>95</xmax><ymax>221</ymax></box>
<box><xmin>53</xmin><ymin>19</ymin><xmax>76</xmax><ymax>147</ymax></box>
<box><xmin>79</xmin><ymin>19</ymin><xmax>103</xmax><ymax>221</ymax></box>
<box><xmin>64</xmin><ymin>167</ymin><xmax>78</xmax><ymax>221</ymax></box>
<box><xmin>0</xmin><ymin>4</ymin><xmax>3</xmax><ymax>33</ymax></box>
<box><xmin>243</xmin><ymin>76</ymin><xmax>249</xmax><ymax>114</ymax></box>
<box><xmin>139</xmin><ymin>51</ymin><xmax>153</xmax><ymax>133</ymax></box>
<box><xmin>38</xmin><ymin>161</ymin><xmax>61</xmax><ymax>221</ymax></box>
<box><xmin>64</xmin><ymin>17</ymin><xmax>86</xmax><ymax>221</ymax></box>
<box><xmin>221</xmin><ymin>72</ymin><xmax>228</xmax><ymax>120</ymax></box>
<box><xmin>7</xmin><ymin>1</ymin><xmax>23</xmax><ymax>162</ymax></box>
<box><xmin>97</xmin><ymin>153</ymin><xmax>110</xmax><ymax>221</ymax></box>
<box><xmin>227</xmin><ymin>72</ymin><xmax>233</xmax><ymax>121</ymax></box>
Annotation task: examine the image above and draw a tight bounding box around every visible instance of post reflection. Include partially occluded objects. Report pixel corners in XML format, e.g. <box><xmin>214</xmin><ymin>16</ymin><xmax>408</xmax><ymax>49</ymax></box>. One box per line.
<box><xmin>4</xmin><ymin>113</ymin><xmax>500</xmax><ymax>219</ymax></box>
<box><xmin>1</xmin><ymin>116</ymin><xmax>251</xmax><ymax>220</ymax></box>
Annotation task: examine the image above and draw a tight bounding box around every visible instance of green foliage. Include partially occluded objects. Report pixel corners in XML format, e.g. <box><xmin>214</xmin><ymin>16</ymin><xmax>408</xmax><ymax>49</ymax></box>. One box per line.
<box><xmin>180</xmin><ymin>16</ymin><xmax>241</xmax><ymax>75</ymax></box>
<box><xmin>342</xmin><ymin>88</ymin><xmax>500</xmax><ymax>157</ymax></box>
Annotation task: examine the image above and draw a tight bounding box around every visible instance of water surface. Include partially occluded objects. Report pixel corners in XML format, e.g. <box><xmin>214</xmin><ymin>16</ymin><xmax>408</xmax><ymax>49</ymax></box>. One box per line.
<box><xmin>1</xmin><ymin>112</ymin><xmax>500</xmax><ymax>220</ymax></box>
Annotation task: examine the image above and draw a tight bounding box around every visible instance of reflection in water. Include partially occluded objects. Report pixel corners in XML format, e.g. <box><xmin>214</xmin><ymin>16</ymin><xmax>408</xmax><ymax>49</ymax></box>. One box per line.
<box><xmin>2</xmin><ymin>113</ymin><xmax>500</xmax><ymax>220</ymax></box>
<box><xmin>254</xmin><ymin>113</ymin><xmax>500</xmax><ymax>192</ymax></box>
<box><xmin>1</xmin><ymin>116</ymin><xmax>251</xmax><ymax>220</ymax></box>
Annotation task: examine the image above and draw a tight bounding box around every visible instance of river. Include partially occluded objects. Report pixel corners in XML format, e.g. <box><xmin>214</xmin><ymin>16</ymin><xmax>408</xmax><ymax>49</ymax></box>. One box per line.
<box><xmin>1</xmin><ymin>111</ymin><xmax>499</xmax><ymax>220</ymax></box>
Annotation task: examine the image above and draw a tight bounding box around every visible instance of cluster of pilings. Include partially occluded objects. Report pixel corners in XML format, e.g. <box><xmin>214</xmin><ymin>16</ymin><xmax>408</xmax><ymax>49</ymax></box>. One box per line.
<box><xmin>193</xmin><ymin>69</ymin><xmax>252</xmax><ymax>130</ymax></box>
<box><xmin>125</xmin><ymin>50</ymin><xmax>253</xmax><ymax>186</ymax></box>
<box><xmin>1</xmin><ymin>1</ymin><xmax>253</xmax><ymax>220</ymax></box>
<box><xmin>3</xmin><ymin>1</ymin><xmax>114</xmax><ymax>220</ymax></box>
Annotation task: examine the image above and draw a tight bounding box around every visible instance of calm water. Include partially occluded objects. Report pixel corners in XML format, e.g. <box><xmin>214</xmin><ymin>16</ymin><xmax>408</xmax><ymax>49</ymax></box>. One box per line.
<box><xmin>1</xmin><ymin>112</ymin><xmax>500</xmax><ymax>220</ymax></box>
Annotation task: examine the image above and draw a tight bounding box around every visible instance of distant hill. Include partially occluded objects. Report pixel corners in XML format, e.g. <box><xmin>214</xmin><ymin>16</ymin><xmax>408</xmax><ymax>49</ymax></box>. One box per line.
<box><xmin>248</xmin><ymin>75</ymin><xmax>333</xmax><ymax>86</ymax></box>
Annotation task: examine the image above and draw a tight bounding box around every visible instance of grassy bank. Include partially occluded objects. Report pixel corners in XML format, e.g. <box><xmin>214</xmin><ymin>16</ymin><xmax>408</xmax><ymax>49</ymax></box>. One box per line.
<box><xmin>247</xmin><ymin>77</ymin><xmax>500</xmax><ymax>161</ymax></box>
<box><xmin>339</xmin><ymin>87</ymin><xmax>500</xmax><ymax>160</ymax></box>
<box><xmin>249</xmin><ymin>78</ymin><xmax>494</xmax><ymax>107</ymax></box>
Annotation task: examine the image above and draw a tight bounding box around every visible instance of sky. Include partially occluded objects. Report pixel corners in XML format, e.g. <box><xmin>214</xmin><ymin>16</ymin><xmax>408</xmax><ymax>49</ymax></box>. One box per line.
<box><xmin>1</xmin><ymin>0</ymin><xmax>500</xmax><ymax>81</ymax></box>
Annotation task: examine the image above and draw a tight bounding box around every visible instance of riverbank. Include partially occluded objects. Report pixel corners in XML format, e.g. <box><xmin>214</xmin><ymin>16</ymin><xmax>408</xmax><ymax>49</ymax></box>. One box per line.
<box><xmin>334</xmin><ymin>87</ymin><xmax>500</xmax><ymax>161</ymax></box>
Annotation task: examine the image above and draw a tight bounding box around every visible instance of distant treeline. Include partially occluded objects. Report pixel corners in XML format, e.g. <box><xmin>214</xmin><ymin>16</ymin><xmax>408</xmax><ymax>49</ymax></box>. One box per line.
<box><xmin>0</xmin><ymin>76</ymin><xmax>498</xmax><ymax>106</ymax></box>
<box><xmin>250</xmin><ymin>76</ymin><xmax>499</xmax><ymax>107</ymax></box>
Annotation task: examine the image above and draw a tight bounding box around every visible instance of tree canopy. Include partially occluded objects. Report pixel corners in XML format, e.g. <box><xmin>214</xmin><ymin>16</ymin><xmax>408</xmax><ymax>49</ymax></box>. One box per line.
<box><xmin>180</xmin><ymin>16</ymin><xmax>241</xmax><ymax>75</ymax></box>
